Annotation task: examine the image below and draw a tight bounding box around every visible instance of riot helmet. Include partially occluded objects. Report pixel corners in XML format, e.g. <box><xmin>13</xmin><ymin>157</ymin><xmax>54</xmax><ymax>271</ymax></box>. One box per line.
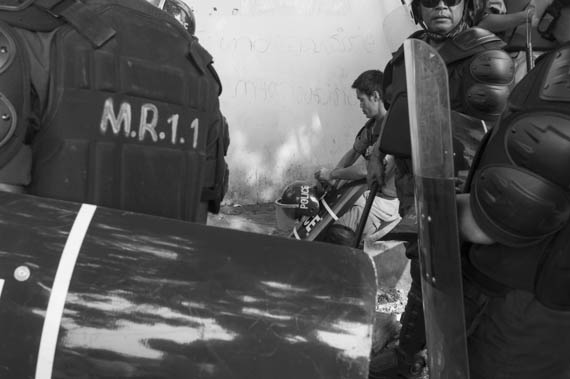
<box><xmin>147</xmin><ymin>0</ymin><xmax>196</xmax><ymax>35</ymax></box>
<box><xmin>275</xmin><ymin>181</ymin><xmax>321</xmax><ymax>225</ymax></box>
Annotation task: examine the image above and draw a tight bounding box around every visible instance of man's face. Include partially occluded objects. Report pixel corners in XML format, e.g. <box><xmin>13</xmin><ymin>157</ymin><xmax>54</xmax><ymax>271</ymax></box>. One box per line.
<box><xmin>420</xmin><ymin>0</ymin><xmax>465</xmax><ymax>34</ymax></box>
<box><xmin>356</xmin><ymin>90</ymin><xmax>383</xmax><ymax>119</ymax></box>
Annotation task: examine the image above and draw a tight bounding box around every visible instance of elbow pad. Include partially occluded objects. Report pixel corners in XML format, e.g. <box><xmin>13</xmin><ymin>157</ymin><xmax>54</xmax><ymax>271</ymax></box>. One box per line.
<box><xmin>463</xmin><ymin>49</ymin><xmax>515</xmax><ymax>122</ymax></box>
<box><xmin>0</xmin><ymin>22</ymin><xmax>30</xmax><ymax>170</ymax></box>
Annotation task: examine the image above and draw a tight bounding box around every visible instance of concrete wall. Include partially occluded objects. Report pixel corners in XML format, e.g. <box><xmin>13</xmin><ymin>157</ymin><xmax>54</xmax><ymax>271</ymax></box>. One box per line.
<box><xmin>191</xmin><ymin>0</ymin><xmax>418</xmax><ymax>204</ymax></box>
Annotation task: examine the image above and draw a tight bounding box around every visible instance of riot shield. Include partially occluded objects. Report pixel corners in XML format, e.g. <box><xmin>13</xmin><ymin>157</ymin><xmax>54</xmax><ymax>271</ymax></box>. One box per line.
<box><xmin>404</xmin><ymin>39</ymin><xmax>470</xmax><ymax>379</ymax></box>
<box><xmin>0</xmin><ymin>191</ymin><xmax>376</xmax><ymax>379</ymax></box>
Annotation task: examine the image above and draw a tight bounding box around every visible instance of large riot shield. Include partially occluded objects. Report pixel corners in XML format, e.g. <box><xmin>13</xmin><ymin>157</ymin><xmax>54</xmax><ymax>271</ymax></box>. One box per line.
<box><xmin>404</xmin><ymin>39</ymin><xmax>470</xmax><ymax>378</ymax></box>
<box><xmin>0</xmin><ymin>191</ymin><xmax>376</xmax><ymax>379</ymax></box>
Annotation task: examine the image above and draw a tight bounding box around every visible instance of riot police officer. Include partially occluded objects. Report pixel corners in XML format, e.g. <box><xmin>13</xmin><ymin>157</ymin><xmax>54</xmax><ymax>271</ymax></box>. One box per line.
<box><xmin>367</xmin><ymin>0</ymin><xmax>515</xmax><ymax>377</ymax></box>
<box><xmin>458</xmin><ymin>0</ymin><xmax>570</xmax><ymax>377</ymax></box>
<box><xmin>0</xmin><ymin>0</ymin><xmax>228</xmax><ymax>223</ymax></box>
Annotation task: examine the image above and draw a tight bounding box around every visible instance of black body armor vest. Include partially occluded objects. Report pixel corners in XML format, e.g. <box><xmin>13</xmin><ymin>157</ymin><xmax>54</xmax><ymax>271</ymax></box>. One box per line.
<box><xmin>0</xmin><ymin>0</ymin><xmax>228</xmax><ymax>222</ymax></box>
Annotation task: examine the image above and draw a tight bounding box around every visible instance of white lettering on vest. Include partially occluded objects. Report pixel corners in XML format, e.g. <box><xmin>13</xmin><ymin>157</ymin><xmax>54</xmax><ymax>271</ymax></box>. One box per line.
<box><xmin>99</xmin><ymin>98</ymin><xmax>200</xmax><ymax>147</ymax></box>
<box><xmin>191</xmin><ymin>118</ymin><xmax>199</xmax><ymax>148</ymax></box>
<box><xmin>304</xmin><ymin>215</ymin><xmax>322</xmax><ymax>233</ymax></box>
<box><xmin>100</xmin><ymin>98</ymin><xmax>132</xmax><ymax>137</ymax></box>
<box><xmin>139</xmin><ymin>103</ymin><xmax>159</xmax><ymax>142</ymax></box>
<box><xmin>168</xmin><ymin>114</ymin><xmax>179</xmax><ymax>144</ymax></box>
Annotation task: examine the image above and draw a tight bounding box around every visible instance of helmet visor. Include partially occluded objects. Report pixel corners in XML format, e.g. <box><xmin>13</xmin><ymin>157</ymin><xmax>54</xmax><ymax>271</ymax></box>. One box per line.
<box><xmin>274</xmin><ymin>201</ymin><xmax>299</xmax><ymax>231</ymax></box>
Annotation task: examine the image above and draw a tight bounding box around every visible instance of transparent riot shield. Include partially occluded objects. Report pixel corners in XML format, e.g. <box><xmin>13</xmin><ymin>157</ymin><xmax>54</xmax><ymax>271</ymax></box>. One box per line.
<box><xmin>404</xmin><ymin>38</ymin><xmax>470</xmax><ymax>379</ymax></box>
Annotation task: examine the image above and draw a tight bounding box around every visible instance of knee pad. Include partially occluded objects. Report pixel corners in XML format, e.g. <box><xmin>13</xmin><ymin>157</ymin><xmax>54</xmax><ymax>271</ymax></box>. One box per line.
<box><xmin>464</xmin><ymin>49</ymin><xmax>514</xmax><ymax>121</ymax></box>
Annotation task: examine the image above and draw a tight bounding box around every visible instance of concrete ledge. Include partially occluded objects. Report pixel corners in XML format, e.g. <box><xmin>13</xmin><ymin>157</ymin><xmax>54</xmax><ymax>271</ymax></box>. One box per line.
<box><xmin>364</xmin><ymin>239</ymin><xmax>411</xmax><ymax>294</ymax></box>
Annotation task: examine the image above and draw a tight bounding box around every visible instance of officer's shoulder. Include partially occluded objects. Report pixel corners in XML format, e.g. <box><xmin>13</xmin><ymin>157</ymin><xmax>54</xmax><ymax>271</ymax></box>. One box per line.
<box><xmin>454</xmin><ymin>27</ymin><xmax>506</xmax><ymax>50</ymax></box>
<box><xmin>440</xmin><ymin>27</ymin><xmax>506</xmax><ymax>63</ymax></box>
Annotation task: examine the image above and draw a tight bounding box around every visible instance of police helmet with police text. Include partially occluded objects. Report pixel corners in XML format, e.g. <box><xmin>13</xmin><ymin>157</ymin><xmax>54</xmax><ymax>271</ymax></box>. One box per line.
<box><xmin>275</xmin><ymin>181</ymin><xmax>321</xmax><ymax>223</ymax></box>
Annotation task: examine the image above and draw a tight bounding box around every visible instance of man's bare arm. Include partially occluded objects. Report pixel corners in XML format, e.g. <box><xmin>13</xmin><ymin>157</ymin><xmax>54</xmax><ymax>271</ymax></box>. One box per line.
<box><xmin>315</xmin><ymin>148</ymin><xmax>362</xmax><ymax>183</ymax></box>
<box><xmin>457</xmin><ymin>193</ymin><xmax>495</xmax><ymax>244</ymax></box>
